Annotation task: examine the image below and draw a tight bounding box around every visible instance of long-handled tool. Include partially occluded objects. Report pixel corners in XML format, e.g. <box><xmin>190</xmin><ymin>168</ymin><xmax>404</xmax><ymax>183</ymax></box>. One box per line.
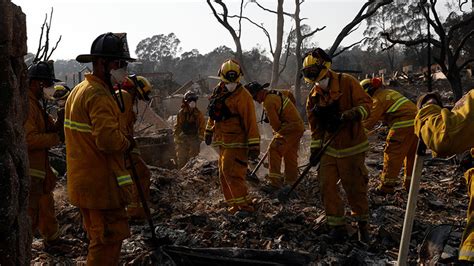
<box><xmin>397</xmin><ymin>140</ymin><xmax>428</xmax><ymax>265</ymax></box>
<box><xmin>127</xmin><ymin>152</ymin><xmax>158</xmax><ymax>243</ymax></box>
<box><xmin>246</xmin><ymin>148</ymin><xmax>269</xmax><ymax>183</ymax></box>
<box><xmin>277</xmin><ymin>126</ymin><xmax>343</xmax><ymax>203</ymax></box>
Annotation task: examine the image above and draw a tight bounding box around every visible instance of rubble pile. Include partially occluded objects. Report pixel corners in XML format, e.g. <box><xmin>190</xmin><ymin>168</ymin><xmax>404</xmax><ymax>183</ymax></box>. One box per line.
<box><xmin>30</xmin><ymin>130</ymin><xmax>469</xmax><ymax>265</ymax></box>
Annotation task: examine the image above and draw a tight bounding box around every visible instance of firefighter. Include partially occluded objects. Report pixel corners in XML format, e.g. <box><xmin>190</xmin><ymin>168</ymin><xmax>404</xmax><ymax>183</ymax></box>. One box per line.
<box><xmin>204</xmin><ymin>59</ymin><xmax>260</xmax><ymax>217</ymax></box>
<box><xmin>64</xmin><ymin>32</ymin><xmax>135</xmax><ymax>265</ymax></box>
<box><xmin>415</xmin><ymin>91</ymin><xmax>474</xmax><ymax>264</ymax></box>
<box><xmin>25</xmin><ymin>61</ymin><xmax>62</xmax><ymax>246</ymax></box>
<box><xmin>117</xmin><ymin>76</ymin><xmax>153</xmax><ymax>220</ymax></box>
<box><xmin>174</xmin><ymin>90</ymin><xmax>205</xmax><ymax>168</ymax></box>
<box><xmin>245</xmin><ymin>82</ymin><xmax>305</xmax><ymax>189</ymax></box>
<box><xmin>51</xmin><ymin>84</ymin><xmax>71</xmax><ymax>142</ymax></box>
<box><xmin>303</xmin><ymin>48</ymin><xmax>372</xmax><ymax>243</ymax></box>
<box><xmin>361</xmin><ymin>78</ymin><xmax>418</xmax><ymax>194</ymax></box>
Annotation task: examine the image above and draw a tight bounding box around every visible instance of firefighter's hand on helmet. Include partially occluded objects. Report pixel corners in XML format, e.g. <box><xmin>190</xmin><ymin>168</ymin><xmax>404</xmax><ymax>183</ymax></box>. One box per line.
<box><xmin>416</xmin><ymin>92</ymin><xmax>443</xmax><ymax>109</ymax></box>
<box><xmin>248</xmin><ymin>149</ymin><xmax>260</xmax><ymax>162</ymax></box>
<box><xmin>341</xmin><ymin>107</ymin><xmax>362</xmax><ymax>122</ymax></box>
<box><xmin>309</xmin><ymin>148</ymin><xmax>322</xmax><ymax>166</ymax></box>
<box><xmin>204</xmin><ymin>132</ymin><xmax>213</xmax><ymax>145</ymax></box>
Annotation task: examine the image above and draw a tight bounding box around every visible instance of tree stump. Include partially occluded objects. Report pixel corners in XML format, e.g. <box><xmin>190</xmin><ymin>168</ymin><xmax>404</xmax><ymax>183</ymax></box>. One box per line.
<box><xmin>0</xmin><ymin>0</ymin><xmax>31</xmax><ymax>265</ymax></box>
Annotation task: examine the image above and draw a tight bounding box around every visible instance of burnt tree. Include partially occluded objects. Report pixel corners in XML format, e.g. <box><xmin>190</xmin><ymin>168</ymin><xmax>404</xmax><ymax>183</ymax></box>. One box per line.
<box><xmin>0</xmin><ymin>0</ymin><xmax>32</xmax><ymax>265</ymax></box>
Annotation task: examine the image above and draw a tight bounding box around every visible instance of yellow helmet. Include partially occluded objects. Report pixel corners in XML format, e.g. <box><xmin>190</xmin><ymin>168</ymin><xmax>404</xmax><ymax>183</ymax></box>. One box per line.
<box><xmin>218</xmin><ymin>59</ymin><xmax>243</xmax><ymax>83</ymax></box>
<box><xmin>302</xmin><ymin>48</ymin><xmax>332</xmax><ymax>83</ymax></box>
<box><xmin>360</xmin><ymin>77</ymin><xmax>382</xmax><ymax>96</ymax></box>
<box><xmin>134</xmin><ymin>76</ymin><xmax>152</xmax><ymax>101</ymax></box>
<box><xmin>360</xmin><ymin>79</ymin><xmax>372</xmax><ymax>93</ymax></box>
<box><xmin>52</xmin><ymin>84</ymin><xmax>71</xmax><ymax>101</ymax></box>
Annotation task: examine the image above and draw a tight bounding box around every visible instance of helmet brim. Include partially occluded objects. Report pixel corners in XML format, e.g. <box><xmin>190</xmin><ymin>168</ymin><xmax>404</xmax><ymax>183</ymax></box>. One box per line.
<box><xmin>76</xmin><ymin>54</ymin><xmax>137</xmax><ymax>63</ymax></box>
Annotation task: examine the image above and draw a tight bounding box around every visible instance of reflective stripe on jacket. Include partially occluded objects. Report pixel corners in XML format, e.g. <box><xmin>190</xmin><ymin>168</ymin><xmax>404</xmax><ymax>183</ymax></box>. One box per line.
<box><xmin>306</xmin><ymin>70</ymin><xmax>372</xmax><ymax>158</ymax></box>
<box><xmin>25</xmin><ymin>90</ymin><xmax>60</xmax><ymax>180</ymax></box>
<box><xmin>208</xmin><ymin>82</ymin><xmax>260</xmax><ymax>150</ymax></box>
<box><xmin>65</xmin><ymin>74</ymin><xmax>132</xmax><ymax>209</ymax></box>
<box><xmin>363</xmin><ymin>88</ymin><xmax>417</xmax><ymax>131</ymax></box>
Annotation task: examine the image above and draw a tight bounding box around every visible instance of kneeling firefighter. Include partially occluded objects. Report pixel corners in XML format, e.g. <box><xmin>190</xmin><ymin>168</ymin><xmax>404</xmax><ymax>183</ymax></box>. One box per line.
<box><xmin>174</xmin><ymin>90</ymin><xmax>205</xmax><ymax>168</ymax></box>
<box><xmin>117</xmin><ymin>76</ymin><xmax>153</xmax><ymax>220</ymax></box>
<box><xmin>245</xmin><ymin>82</ymin><xmax>304</xmax><ymax>188</ymax></box>
<box><xmin>361</xmin><ymin>78</ymin><xmax>418</xmax><ymax>194</ymax></box>
<box><xmin>205</xmin><ymin>59</ymin><xmax>260</xmax><ymax>217</ymax></box>
<box><xmin>303</xmin><ymin>48</ymin><xmax>372</xmax><ymax>243</ymax></box>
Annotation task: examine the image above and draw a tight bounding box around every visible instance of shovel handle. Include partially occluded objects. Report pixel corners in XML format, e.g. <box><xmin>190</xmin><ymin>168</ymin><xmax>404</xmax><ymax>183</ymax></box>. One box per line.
<box><xmin>285</xmin><ymin>126</ymin><xmax>343</xmax><ymax>197</ymax></box>
<box><xmin>249</xmin><ymin>149</ymin><xmax>269</xmax><ymax>176</ymax></box>
<box><xmin>397</xmin><ymin>139</ymin><xmax>427</xmax><ymax>265</ymax></box>
<box><xmin>127</xmin><ymin>152</ymin><xmax>157</xmax><ymax>240</ymax></box>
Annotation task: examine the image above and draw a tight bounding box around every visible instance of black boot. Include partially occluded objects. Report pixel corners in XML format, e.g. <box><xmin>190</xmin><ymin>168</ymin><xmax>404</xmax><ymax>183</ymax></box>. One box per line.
<box><xmin>328</xmin><ymin>225</ymin><xmax>348</xmax><ymax>243</ymax></box>
<box><xmin>357</xmin><ymin>221</ymin><xmax>370</xmax><ymax>243</ymax></box>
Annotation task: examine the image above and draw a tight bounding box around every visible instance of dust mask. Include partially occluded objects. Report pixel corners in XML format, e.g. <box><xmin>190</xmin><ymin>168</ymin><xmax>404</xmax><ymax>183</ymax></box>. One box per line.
<box><xmin>318</xmin><ymin>77</ymin><xmax>329</xmax><ymax>90</ymax></box>
<box><xmin>189</xmin><ymin>101</ymin><xmax>196</xmax><ymax>108</ymax></box>
<box><xmin>110</xmin><ymin>67</ymin><xmax>128</xmax><ymax>85</ymax></box>
<box><xmin>226</xmin><ymin>83</ymin><xmax>238</xmax><ymax>92</ymax></box>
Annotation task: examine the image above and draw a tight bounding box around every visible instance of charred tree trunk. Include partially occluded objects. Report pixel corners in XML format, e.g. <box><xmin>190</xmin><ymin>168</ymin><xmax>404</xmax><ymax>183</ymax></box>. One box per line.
<box><xmin>0</xmin><ymin>1</ymin><xmax>31</xmax><ymax>265</ymax></box>
<box><xmin>447</xmin><ymin>69</ymin><xmax>464</xmax><ymax>100</ymax></box>
<box><xmin>270</xmin><ymin>0</ymin><xmax>284</xmax><ymax>88</ymax></box>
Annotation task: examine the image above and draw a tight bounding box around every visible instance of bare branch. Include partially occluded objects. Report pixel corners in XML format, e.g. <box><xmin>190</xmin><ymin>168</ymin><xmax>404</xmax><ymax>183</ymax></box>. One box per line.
<box><xmin>448</xmin><ymin>13</ymin><xmax>474</xmax><ymax>41</ymax></box>
<box><xmin>302</xmin><ymin>26</ymin><xmax>326</xmax><ymax>39</ymax></box>
<box><xmin>238</xmin><ymin>0</ymin><xmax>244</xmax><ymax>38</ymax></box>
<box><xmin>332</xmin><ymin>37</ymin><xmax>367</xmax><ymax>57</ymax></box>
<box><xmin>33</xmin><ymin>14</ymin><xmax>47</xmax><ymax>63</ymax></box>
<box><xmin>459</xmin><ymin>0</ymin><xmax>468</xmax><ymax>12</ymax></box>
<box><xmin>250</xmin><ymin>0</ymin><xmax>293</xmax><ymax>16</ymax></box>
<box><xmin>381</xmin><ymin>42</ymin><xmax>396</xmax><ymax>52</ymax></box>
<box><xmin>46</xmin><ymin>35</ymin><xmax>62</xmax><ymax>60</ymax></box>
<box><xmin>328</xmin><ymin>0</ymin><xmax>393</xmax><ymax>56</ymax></box>
<box><xmin>381</xmin><ymin>32</ymin><xmax>442</xmax><ymax>47</ymax></box>
<box><xmin>207</xmin><ymin>0</ymin><xmax>239</xmax><ymax>43</ymax></box>
<box><xmin>228</xmin><ymin>15</ymin><xmax>274</xmax><ymax>54</ymax></box>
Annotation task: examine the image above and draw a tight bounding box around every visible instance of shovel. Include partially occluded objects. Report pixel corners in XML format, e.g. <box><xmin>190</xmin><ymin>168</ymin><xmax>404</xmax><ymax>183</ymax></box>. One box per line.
<box><xmin>397</xmin><ymin>139</ymin><xmax>428</xmax><ymax>265</ymax></box>
<box><xmin>277</xmin><ymin>126</ymin><xmax>342</xmax><ymax>203</ymax></box>
<box><xmin>246</xmin><ymin>149</ymin><xmax>269</xmax><ymax>184</ymax></box>
<box><xmin>127</xmin><ymin>152</ymin><xmax>160</xmax><ymax>246</ymax></box>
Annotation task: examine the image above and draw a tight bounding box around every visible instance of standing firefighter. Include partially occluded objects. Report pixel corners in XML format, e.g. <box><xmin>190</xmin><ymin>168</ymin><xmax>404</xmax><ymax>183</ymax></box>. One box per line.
<box><xmin>415</xmin><ymin>91</ymin><xmax>474</xmax><ymax>263</ymax></box>
<box><xmin>64</xmin><ymin>32</ymin><xmax>135</xmax><ymax>264</ymax></box>
<box><xmin>118</xmin><ymin>76</ymin><xmax>153</xmax><ymax>220</ymax></box>
<box><xmin>245</xmin><ymin>82</ymin><xmax>305</xmax><ymax>189</ymax></box>
<box><xmin>174</xmin><ymin>90</ymin><xmax>205</xmax><ymax>168</ymax></box>
<box><xmin>303</xmin><ymin>48</ymin><xmax>372</xmax><ymax>243</ymax></box>
<box><xmin>361</xmin><ymin>78</ymin><xmax>418</xmax><ymax>193</ymax></box>
<box><xmin>25</xmin><ymin>61</ymin><xmax>62</xmax><ymax>245</ymax></box>
<box><xmin>205</xmin><ymin>59</ymin><xmax>260</xmax><ymax>217</ymax></box>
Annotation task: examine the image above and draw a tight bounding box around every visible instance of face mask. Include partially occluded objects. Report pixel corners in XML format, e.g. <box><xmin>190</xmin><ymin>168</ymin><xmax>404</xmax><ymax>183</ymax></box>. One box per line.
<box><xmin>188</xmin><ymin>101</ymin><xmax>196</xmax><ymax>108</ymax></box>
<box><xmin>318</xmin><ymin>77</ymin><xmax>329</xmax><ymax>90</ymax></box>
<box><xmin>226</xmin><ymin>83</ymin><xmax>238</xmax><ymax>92</ymax></box>
<box><xmin>110</xmin><ymin>67</ymin><xmax>128</xmax><ymax>85</ymax></box>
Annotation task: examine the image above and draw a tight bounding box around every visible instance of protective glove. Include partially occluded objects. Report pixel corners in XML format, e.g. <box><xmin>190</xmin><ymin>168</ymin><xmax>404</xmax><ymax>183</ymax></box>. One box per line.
<box><xmin>341</xmin><ymin>107</ymin><xmax>362</xmax><ymax>122</ymax></box>
<box><xmin>416</xmin><ymin>92</ymin><xmax>443</xmax><ymax>109</ymax></box>
<box><xmin>309</xmin><ymin>148</ymin><xmax>322</xmax><ymax>166</ymax></box>
<box><xmin>248</xmin><ymin>149</ymin><xmax>260</xmax><ymax>162</ymax></box>
<box><xmin>205</xmin><ymin>132</ymin><xmax>213</xmax><ymax>145</ymax></box>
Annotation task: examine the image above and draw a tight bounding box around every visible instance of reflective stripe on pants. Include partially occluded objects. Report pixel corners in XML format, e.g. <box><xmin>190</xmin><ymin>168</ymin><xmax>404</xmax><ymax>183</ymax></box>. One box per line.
<box><xmin>268</xmin><ymin>131</ymin><xmax>303</xmax><ymax>185</ymax></box>
<box><xmin>218</xmin><ymin>147</ymin><xmax>251</xmax><ymax>208</ymax></box>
